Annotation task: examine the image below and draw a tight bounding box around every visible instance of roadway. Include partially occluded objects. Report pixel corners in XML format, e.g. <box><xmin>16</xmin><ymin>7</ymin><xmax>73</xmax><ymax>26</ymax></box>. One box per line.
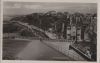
<box><xmin>16</xmin><ymin>40</ymin><xmax>72</xmax><ymax>60</ymax></box>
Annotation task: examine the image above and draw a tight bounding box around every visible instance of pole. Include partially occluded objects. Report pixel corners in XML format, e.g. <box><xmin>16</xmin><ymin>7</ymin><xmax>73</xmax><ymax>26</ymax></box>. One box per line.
<box><xmin>76</xmin><ymin>17</ymin><xmax>78</xmax><ymax>43</ymax></box>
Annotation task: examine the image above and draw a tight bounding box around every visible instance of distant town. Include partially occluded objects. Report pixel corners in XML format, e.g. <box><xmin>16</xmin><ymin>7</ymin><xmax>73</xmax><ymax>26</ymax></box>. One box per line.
<box><xmin>4</xmin><ymin>11</ymin><xmax>97</xmax><ymax>41</ymax></box>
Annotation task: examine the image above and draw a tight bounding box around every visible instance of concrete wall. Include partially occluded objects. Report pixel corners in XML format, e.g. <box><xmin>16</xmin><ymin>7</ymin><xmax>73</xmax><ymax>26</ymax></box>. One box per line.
<box><xmin>43</xmin><ymin>41</ymin><xmax>87</xmax><ymax>61</ymax></box>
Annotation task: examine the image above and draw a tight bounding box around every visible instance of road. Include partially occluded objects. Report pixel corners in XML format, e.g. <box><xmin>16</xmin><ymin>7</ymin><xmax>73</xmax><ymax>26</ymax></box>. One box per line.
<box><xmin>16</xmin><ymin>40</ymin><xmax>72</xmax><ymax>60</ymax></box>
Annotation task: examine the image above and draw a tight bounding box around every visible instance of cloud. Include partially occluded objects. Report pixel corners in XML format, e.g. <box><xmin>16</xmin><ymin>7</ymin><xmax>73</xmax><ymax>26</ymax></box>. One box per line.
<box><xmin>4</xmin><ymin>3</ymin><xmax>22</xmax><ymax>9</ymax></box>
<box><xmin>24</xmin><ymin>5</ymin><xmax>42</xmax><ymax>9</ymax></box>
<box><xmin>4</xmin><ymin>2</ymin><xmax>97</xmax><ymax>15</ymax></box>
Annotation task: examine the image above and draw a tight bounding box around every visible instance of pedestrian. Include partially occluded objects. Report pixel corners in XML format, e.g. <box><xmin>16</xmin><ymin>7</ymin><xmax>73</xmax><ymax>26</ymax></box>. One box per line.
<box><xmin>40</xmin><ymin>37</ymin><xmax>43</xmax><ymax>42</ymax></box>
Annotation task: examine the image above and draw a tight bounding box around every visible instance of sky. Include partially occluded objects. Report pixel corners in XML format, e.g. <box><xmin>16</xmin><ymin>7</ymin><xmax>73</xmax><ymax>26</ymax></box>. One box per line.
<box><xmin>3</xmin><ymin>2</ymin><xmax>97</xmax><ymax>15</ymax></box>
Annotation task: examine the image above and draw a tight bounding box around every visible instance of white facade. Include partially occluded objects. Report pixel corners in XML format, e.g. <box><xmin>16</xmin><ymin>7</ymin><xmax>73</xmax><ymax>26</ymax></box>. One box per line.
<box><xmin>66</xmin><ymin>26</ymin><xmax>82</xmax><ymax>41</ymax></box>
<box><xmin>77</xmin><ymin>27</ymin><xmax>82</xmax><ymax>41</ymax></box>
<box><xmin>71</xmin><ymin>26</ymin><xmax>76</xmax><ymax>36</ymax></box>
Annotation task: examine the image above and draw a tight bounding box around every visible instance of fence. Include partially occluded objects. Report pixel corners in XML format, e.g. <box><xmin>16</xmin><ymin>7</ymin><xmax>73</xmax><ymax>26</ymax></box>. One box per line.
<box><xmin>70</xmin><ymin>45</ymin><xmax>94</xmax><ymax>61</ymax></box>
<box><xmin>3</xmin><ymin>34</ymin><xmax>72</xmax><ymax>42</ymax></box>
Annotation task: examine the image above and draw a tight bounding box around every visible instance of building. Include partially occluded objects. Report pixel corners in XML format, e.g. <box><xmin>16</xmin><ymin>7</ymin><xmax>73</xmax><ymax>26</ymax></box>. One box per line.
<box><xmin>66</xmin><ymin>25</ymin><xmax>82</xmax><ymax>41</ymax></box>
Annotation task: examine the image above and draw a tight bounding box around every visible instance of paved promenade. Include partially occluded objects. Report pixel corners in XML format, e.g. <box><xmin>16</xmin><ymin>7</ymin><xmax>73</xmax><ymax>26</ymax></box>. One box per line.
<box><xmin>15</xmin><ymin>40</ymin><xmax>72</xmax><ymax>60</ymax></box>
